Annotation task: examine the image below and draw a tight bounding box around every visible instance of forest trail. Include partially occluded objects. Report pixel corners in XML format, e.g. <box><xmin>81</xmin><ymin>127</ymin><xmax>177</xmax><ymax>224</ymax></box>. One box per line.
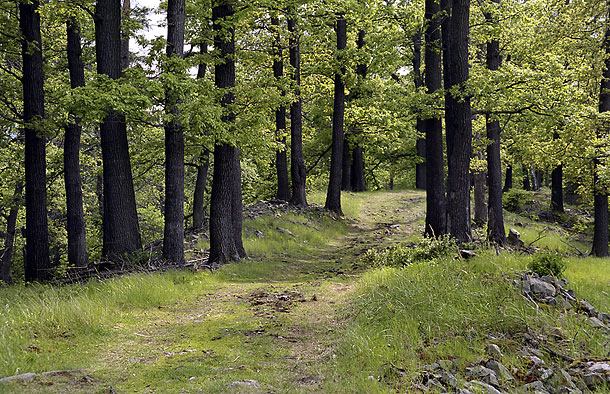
<box><xmin>5</xmin><ymin>190</ymin><xmax>427</xmax><ymax>394</ymax></box>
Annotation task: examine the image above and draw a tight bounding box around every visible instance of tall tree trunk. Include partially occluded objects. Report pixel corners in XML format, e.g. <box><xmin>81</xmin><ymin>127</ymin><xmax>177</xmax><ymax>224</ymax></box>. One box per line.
<box><xmin>288</xmin><ymin>13</ymin><xmax>307</xmax><ymax>206</ymax></box>
<box><xmin>522</xmin><ymin>164</ymin><xmax>531</xmax><ymax>190</ymax></box>
<box><xmin>271</xmin><ymin>16</ymin><xmax>290</xmax><ymax>201</ymax></box>
<box><xmin>0</xmin><ymin>183</ymin><xmax>23</xmax><ymax>285</ymax></box>
<box><xmin>325</xmin><ymin>15</ymin><xmax>346</xmax><ymax>215</ymax></box>
<box><xmin>121</xmin><ymin>0</ymin><xmax>130</xmax><ymax>72</ymax></box>
<box><xmin>209</xmin><ymin>1</ymin><xmax>245</xmax><ymax>264</ymax></box>
<box><xmin>413</xmin><ymin>30</ymin><xmax>426</xmax><ymax>190</ymax></box>
<box><xmin>473</xmin><ymin>134</ymin><xmax>487</xmax><ymax>226</ymax></box>
<box><xmin>20</xmin><ymin>0</ymin><xmax>51</xmax><ymax>281</ymax></box>
<box><xmin>484</xmin><ymin>0</ymin><xmax>506</xmax><ymax>245</ymax></box>
<box><xmin>65</xmin><ymin>18</ymin><xmax>89</xmax><ymax>268</ymax></box>
<box><xmin>95</xmin><ymin>0</ymin><xmax>142</xmax><ymax>258</ymax></box>
<box><xmin>192</xmin><ymin>43</ymin><xmax>209</xmax><ymax>230</ymax></box>
<box><xmin>444</xmin><ymin>0</ymin><xmax>473</xmax><ymax>243</ymax></box>
<box><xmin>351</xmin><ymin>146</ymin><xmax>365</xmax><ymax>191</ymax></box>
<box><xmin>349</xmin><ymin>30</ymin><xmax>367</xmax><ymax>192</ymax></box>
<box><xmin>592</xmin><ymin>10</ymin><xmax>610</xmax><ymax>257</ymax></box>
<box><xmin>551</xmin><ymin>131</ymin><xmax>564</xmax><ymax>213</ymax></box>
<box><xmin>341</xmin><ymin>136</ymin><xmax>352</xmax><ymax>191</ymax></box>
<box><xmin>530</xmin><ymin>169</ymin><xmax>540</xmax><ymax>191</ymax></box>
<box><xmin>162</xmin><ymin>0</ymin><xmax>186</xmax><ymax>263</ymax></box>
<box><xmin>192</xmin><ymin>152</ymin><xmax>210</xmax><ymax>230</ymax></box>
<box><xmin>551</xmin><ymin>166</ymin><xmax>564</xmax><ymax>213</ymax></box>
<box><xmin>503</xmin><ymin>165</ymin><xmax>512</xmax><ymax>192</ymax></box>
<box><xmin>424</xmin><ymin>0</ymin><xmax>446</xmax><ymax>237</ymax></box>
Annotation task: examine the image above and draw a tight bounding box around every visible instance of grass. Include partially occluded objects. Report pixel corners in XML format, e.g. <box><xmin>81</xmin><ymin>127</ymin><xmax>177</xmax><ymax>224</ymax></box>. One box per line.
<box><xmin>327</xmin><ymin>251</ymin><xmax>610</xmax><ymax>393</ymax></box>
<box><xmin>0</xmin><ymin>189</ymin><xmax>608</xmax><ymax>393</ymax></box>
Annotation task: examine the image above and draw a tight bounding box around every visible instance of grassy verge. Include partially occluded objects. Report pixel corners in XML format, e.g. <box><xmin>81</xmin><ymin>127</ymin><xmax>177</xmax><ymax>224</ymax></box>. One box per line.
<box><xmin>326</xmin><ymin>250</ymin><xmax>609</xmax><ymax>393</ymax></box>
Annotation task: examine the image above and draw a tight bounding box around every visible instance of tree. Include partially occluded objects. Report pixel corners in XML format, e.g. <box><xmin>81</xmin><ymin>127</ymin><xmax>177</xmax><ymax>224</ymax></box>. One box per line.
<box><xmin>272</xmin><ymin>15</ymin><xmax>290</xmax><ymax>201</ymax></box>
<box><xmin>209</xmin><ymin>0</ymin><xmax>246</xmax><ymax>264</ymax></box>
<box><xmin>592</xmin><ymin>4</ymin><xmax>610</xmax><ymax>257</ymax></box>
<box><xmin>484</xmin><ymin>0</ymin><xmax>506</xmax><ymax>246</ymax></box>
<box><xmin>0</xmin><ymin>182</ymin><xmax>22</xmax><ymax>284</ymax></box>
<box><xmin>424</xmin><ymin>0</ymin><xmax>446</xmax><ymax>237</ymax></box>
<box><xmin>95</xmin><ymin>0</ymin><xmax>142</xmax><ymax>258</ymax></box>
<box><xmin>325</xmin><ymin>14</ymin><xmax>346</xmax><ymax>215</ymax></box>
<box><xmin>64</xmin><ymin>17</ymin><xmax>89</xmax><ymax>267</ymax></box>
<box><xmin>20</xmin><ymin>0</ymin><xmax>51</xmax><ymax>281</ymax></box>
<box><xmin>288</xmin><ymin>8</ymin><xmax>307</xmax><ymax>206</ymax></box>
<box><xmin>444</xmin><ymin>0</ymin><xmax>473</xmax><ymax>243</ymax></box>
<box><xmin>163</xmin><ymin>0</ymin><xmax>186</xmax><ymax>263</ymax></box>
<box><xmin>550</xmin><ymin>132</ymin><xmax>564</xmax><ymax>213</ymax></box>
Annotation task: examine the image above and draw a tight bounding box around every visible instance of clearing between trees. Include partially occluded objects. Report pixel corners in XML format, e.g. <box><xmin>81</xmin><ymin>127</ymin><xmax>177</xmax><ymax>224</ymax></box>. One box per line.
<box><xmin>0</xmin><ymin>190</ymin><xmax>609</xmax><ymax>394</ymax></box>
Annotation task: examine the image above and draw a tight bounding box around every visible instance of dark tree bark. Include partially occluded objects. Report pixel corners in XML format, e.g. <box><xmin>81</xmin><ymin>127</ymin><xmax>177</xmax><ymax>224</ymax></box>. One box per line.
<box><xmin>0</xmin><ymin>183</ymin><xmax>23</xmax><ymax>285</ymax></box>
<box><xmin>288</xmin><ymin>13</ymin><xmax>307</xmax><ymax>206</ymax></box>
<box><xmin>95</xmin><ymin>0</ymin><xmax>142</xmax><ymax>258</ymax></box>
<box><xmin>341</xmin><ymin>136</ymin><xmax>352</xmax><ymax>191</ymax></box>
<box><xmin>162</xmin><ymin>0</ymin><xmax>186</xmax><ymax>263</ymax></box>
<box><xmin>192</xmin><ymin>152</ymin><xmax>210</xmax><ymax>230</ymax></box>
<box><xmin>484</xmin><ymin>1</ymin><xmax>506</xmax><ymax>245</ymax></box>
<box><xmin>20</xmin><ymin>0</ymin><xmax>51</xmax><ymax>281</ymax></box>
<box><xmin>551</xmin><ymin>166</ymin><xmax>564</xmax><ymax>213</ymax></box>
<box><xmin>271</xmin><ymin>16</ymin><xmax>290</xmax><ymax>201</ymax></box>
<box><xmin>424</xmin><ymin>0</ymin><xmax>446</xmax><ymax>237</ymax></box>
<box><xmin>192</xmin><ymin>43</ymin><xmax>209</xmax><ymax>230</ymax></box>
<box><xmin>503</xmin><ymin>165</ymin><xmax>512</xmax><ymax>192</ymax></box>
<box><xmin>351</xmin><ymin>146</ymin><xmax>365</xmax><ymax>191</ymax></box>
<box><xmin>473</xmin><ymin>134</ymin><xmax>487</xmax><ymax>226</ymax></box>
<box><xmin>592</xmin><ymin>12</ymin><xmax>610</xmax><ymax>257</ymax></box>
<box><xmin>551</xmin><ymin>132</ymin><xmax>564</xmax><ymax>213</ymax></box>
<box><xmin>121</xmin><ymin>0</ymin><xmax>130</xmax><ymax>72</ymax></box>
<box><xmin>325</xmin><ymin>15</ymin><xmax>346</xmax><ymax>215</ymax></box>
<box><xmin>413</xmin><ymin>30</ymin><xmax>426</xmax><ymax>190</ymax></box>
<box><xmin>65</xmin><ymin>18</ymin><xmax>89</xmax><ymax>268</ymax></box>
<box><xmin>444</xmin><ymin>0</ymin><xmax>473</xmax><ymax>243</ymax></box>
<box><xmin>349</xmin><ymin>30</ymin><xmax>367</xmax><ymax>192</ymax></box>
<box><xmin>209</xmin><ymin>1</ymin><xmax>245</xmax><ymax>264</ymax></box>
<box><xmin>522</xmin><ymin>165</ymin><xmax>531</xmax><ymax>190</ymax></box>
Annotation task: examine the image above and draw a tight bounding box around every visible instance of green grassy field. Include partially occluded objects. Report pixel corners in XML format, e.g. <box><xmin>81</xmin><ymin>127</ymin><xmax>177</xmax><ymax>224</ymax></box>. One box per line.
<box><xmin>0</xmin><ymin>190</ymin><xmax>608</xmax><ymax>393</ymax></box>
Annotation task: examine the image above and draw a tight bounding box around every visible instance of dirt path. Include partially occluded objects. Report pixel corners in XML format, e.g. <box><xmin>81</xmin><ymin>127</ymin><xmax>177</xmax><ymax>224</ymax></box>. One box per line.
<box><xmin>6</xmin><ymin>191</ymin><xmax>426</xmax><ymax>394</ymax></box>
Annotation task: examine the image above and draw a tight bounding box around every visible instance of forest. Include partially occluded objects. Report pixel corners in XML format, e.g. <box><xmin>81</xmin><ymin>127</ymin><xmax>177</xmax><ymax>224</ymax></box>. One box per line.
<box><xmin>1</xmin><ymin>0</ymin><xmax>610</xmax><ymax>392</ymax></box>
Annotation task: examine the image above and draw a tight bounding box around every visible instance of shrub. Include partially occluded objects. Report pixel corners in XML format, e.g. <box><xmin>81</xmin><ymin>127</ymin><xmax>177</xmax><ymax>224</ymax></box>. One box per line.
<box><xmin>528</xmin><ymin>252</ymin><xmax>566</xmax><ymax>277</ymax></box>
<box><xmin>364</xmin><ymin>235</ymin><xmax>456</xmax><ymax>268</ymax></box>
<box><xmin>503</xmin><ymin>189</ymin><xmax>530</xmax><ymax>213</ymax></box>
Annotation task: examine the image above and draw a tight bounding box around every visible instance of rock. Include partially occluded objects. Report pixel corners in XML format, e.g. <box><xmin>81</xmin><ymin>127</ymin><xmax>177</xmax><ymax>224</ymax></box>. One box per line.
<box><xmin>438</xmin><ymin>370</ymin><xmax>458</xmax><ymax>388</ymax></box>
<box><xmin>578</xmin><ymin>300</ymin><xmax>596</xmax><ymax>316</ymax></box>
<box><xmin>557</xmin><ymin>388</ymin><xmax>582</xmax><ymax>394</ymax></box>
<box><xmin>587</xmin><ymin>317</ymin><xmax>607</xmax><ymax>329</ymax></box>
<box><xmin>598</xmin><ymin>312</ymin><xmax>610</xmax><ymax>324</ymax></box>
<box><xmin>508</xmin><ymin>228</ymin><xmax>524</xmax><ymax>247</ymax></box>
<box><xmin>458</xmin><ymin>390</ymin><xmax>475</xmax><ymax>394</ymax></box>
<box><xmin>229</xmin><ymin>380</ymin><xmax>261</xmax><ymax>388</ymax></box>
<box><xmin>516</xmin><ymin>381</ymin><xmax>548</xmax><ymax>393</ymax></box>
<box><xmin>465</xmin><ymin>380</ymin><xmax>503</xmax><ymax>394</ymax></box>
<box><xmin>559</xmin><ymin>278</ymin><xmax>569</xmax><ymax>287</ymax></box>
<box><xmin>529</xmin><ymin>278</ymin><xmax>556</xmax><ymax>298</ymax></box>
<box><xmin>0</xmin><ymin>372</ymin><xmax>36</xmax><ymax>383</ymax></box>
<box><xmin>460</xmin><ymin>249</ymin><xmax>477</xmax><ymax>259</ymax></box>
<box><xmin>466</xmin><ymin>366</ymin><xmax>499</xmax><ymax>387</ymax></box>
<box><xmin>544</xmin><ymin>368</ymin><xmax>577</xmax><ymax>391</ymax></box>
<box><xmin>582</xmin><ymin>373</ymin><xmax>605</xmax><ymax>389</ymax></box>
<box><xmin>524</xmin><ymin>355</ymin><xmax>546</xmax><ymax>367</ymax></box>
<box><xmin>587</xmin><ymin>362</ymin><xmax>610</xmax><ymax>374</ymax></box>
<box><xmin>426</xmin><ymin>377</ymin><xmax>445</xmax><ymax>392</ymax></box>
<box><xmin>541</xmin><ymin>275</ymin><xmax>557</xmax><ymax>286</ymax></box>
<box><xmin>485</xmin><ymin>360</ymin><xmax>514</xmax><ymax>382</ymax></box>
<box><xmin>485</xmin><ymin>344</ymin><xmax>503</xmax><ymax>359</ymax></box>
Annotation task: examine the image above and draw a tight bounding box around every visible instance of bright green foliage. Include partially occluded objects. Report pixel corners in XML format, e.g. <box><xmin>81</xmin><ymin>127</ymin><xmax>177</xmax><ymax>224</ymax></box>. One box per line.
<box><xmin>528</xmin><ymin>252</ymin><xmax>566</xmax><ymax>278</ymax></box>
<box><xmin>364</xmin><ymin>235</ymin><xmax>457</xmax><ymax>267</ymax></box>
